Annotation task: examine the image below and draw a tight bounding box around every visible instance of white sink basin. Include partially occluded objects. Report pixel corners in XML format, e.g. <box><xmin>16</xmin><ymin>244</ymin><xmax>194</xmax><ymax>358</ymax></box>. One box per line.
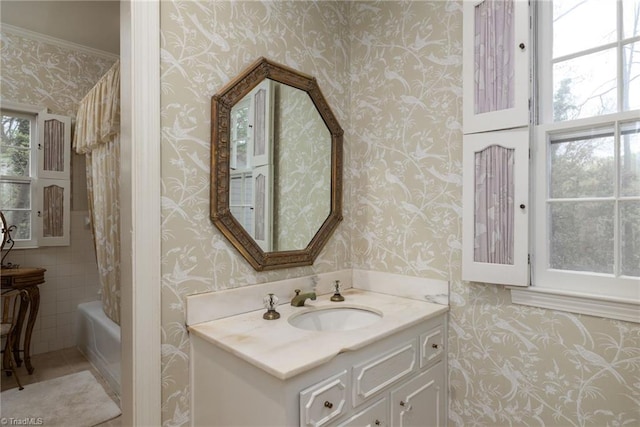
<box><xmin>288</xmin><ymin>306</ymin><xmax>382</xmax><ymax>331</ymax></box>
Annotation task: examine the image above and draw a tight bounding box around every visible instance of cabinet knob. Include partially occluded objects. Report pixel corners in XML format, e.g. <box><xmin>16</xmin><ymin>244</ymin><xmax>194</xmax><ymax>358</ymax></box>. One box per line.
<box><xmin>519</xmin><ymin>42</ymin><xmax>525</xmax><ymax>50</ymax></box>
<box><xmin>399</xmin><ymin>400</ymin><xmax>412</xmax><ymax>411</ymax></box>
<box><xmin>374</xmin><ymin>420</ymin><xmax>382</xmax><ymax>426</ymax></box>
<box><xmin>432</xmin><ymin>343</ymin><xmax>440</xmax><ymax>349</ymax></box>
<box><xmin>520</xmin><ymin>204</ymin><xmax>526</xmax><ymax>209</ymax></box>
<box><xmin>324</xmin><ymin>401</ymin><xmax>333</xmax><ymax>409</ymax></box>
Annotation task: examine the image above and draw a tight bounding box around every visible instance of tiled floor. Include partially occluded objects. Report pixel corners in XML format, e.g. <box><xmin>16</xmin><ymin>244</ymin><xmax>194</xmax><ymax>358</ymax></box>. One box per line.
<box><xmin>1</xmin><ymin>347</ymin><xmax>121</xmax><ymax>426</ymax></box>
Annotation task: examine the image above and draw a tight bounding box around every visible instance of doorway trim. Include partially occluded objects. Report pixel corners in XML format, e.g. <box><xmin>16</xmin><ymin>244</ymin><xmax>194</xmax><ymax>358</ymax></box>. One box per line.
<box><xmin>120</xmin><ymin>0</ymin><xmax>162</xmax><ymax>425</ymax></box>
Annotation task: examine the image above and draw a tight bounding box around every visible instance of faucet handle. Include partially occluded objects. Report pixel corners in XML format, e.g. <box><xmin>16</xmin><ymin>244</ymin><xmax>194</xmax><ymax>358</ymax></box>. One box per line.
<box><xmin>263</xmin><ymin>293</ymin><xmax>279</xmax><ymax>310</ymax></box>
<box><xmin>330</xmin><ymin>280</ymin><xmax>345</xmax><ymax>302</ymax></box>
<box><xmin>263</xmin><ymin>293</ymin><xmax>280</xmax><ymax>320</ymax></box>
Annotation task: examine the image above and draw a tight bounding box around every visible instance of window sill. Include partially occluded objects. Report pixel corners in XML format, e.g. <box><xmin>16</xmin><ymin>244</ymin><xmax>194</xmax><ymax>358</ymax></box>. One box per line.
<box><xmin>509</xmin><ymin>287</ymin><xmax>640</xmax><ymax>323</ymax></box>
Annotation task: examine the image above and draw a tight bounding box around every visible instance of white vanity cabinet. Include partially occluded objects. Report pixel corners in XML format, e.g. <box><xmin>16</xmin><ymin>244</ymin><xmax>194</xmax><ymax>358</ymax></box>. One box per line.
<box><xmin>191</xmin><ymin>313</ymin><xmax>447</xmax><ymax>427</ymax></box>
<box><xmin>390</xmin><ymin>361</ymin><xmax>445</xmax><ymax>426</ymax></box>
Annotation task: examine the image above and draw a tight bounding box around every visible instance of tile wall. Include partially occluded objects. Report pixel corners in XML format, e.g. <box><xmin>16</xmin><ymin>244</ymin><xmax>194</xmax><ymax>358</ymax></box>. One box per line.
<box><xmin>4</xmin><ymin>211</ymin><xmax>100</xmax><ymax>354</ymax></box>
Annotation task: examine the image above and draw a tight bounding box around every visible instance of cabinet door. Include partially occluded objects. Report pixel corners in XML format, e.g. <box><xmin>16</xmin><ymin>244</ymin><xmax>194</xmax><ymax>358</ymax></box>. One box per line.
<box><xmin>37</xmin><ymin>112</ymin><xmax>71</xmax><ymax>246</ymax></box>
<box><xmin>336</xmin><ymin>398</ymin><xmax>387</xmax><ymax>427</ymax></box>
<box><xmin>390</xmin><ymin>362</ymin><xmax>445</xmax><ymax>427</ymax></box>
<box><xmin>38</xmin><ymin>112</ymin><xmax>71</xmax><ymax>180</ymax></box>
<box><xmin>462</xmin><ymin>129</ymin><xmax>529</xmax><ymax>286</ymax></box>
<box><xmin>463</xmin><ymin>0</ymin><xmax>530</xmax><ymax>134</ymax></box>
<box><xmin>300</xmin><ymin>370</ymin><xmax>349</xmax><ymax>427</ymax></box>
<box><xmin>37</xmin><ymin>178</ymin><xmax>70</xmax><ymax>246</ymax></box>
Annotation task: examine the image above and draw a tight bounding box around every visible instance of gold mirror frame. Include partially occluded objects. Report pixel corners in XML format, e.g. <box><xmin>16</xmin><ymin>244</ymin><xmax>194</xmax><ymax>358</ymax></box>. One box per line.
<box><xmin>210</xmin><ymin>57</ymin><xmax>343</xmax><ymax>271</ymax></box>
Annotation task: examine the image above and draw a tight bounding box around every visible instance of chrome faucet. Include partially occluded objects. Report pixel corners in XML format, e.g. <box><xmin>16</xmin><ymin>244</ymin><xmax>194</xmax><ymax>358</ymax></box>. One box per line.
<box><xmin>291</xmin><ymin>289</ymin><xmax>317</xmax><ymax>307</ymax></box>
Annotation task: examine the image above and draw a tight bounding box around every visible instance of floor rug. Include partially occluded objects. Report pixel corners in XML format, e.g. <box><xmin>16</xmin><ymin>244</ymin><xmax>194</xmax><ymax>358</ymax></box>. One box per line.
<box><xmin>1</xmin><ymin>370</ymin><xmax>121</xmax><ymax>426</ymax></box>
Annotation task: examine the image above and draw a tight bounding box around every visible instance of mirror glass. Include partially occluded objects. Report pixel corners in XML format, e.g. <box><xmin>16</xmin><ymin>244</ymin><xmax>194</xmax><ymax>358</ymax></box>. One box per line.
<box><xmin>211</xmin><ymin>57</ymin><xmax>343</xmax><ymax>271</ymax></box>
<box><xmin>229</xmin><ymin>80</ymin><xmax>331</xmax><ymax>252</ymax></box>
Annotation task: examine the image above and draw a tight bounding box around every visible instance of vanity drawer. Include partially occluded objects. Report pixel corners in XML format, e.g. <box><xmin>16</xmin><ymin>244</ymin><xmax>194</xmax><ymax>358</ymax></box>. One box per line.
<box><xmin>419</xmin><ymin>324</ymin><xmax>444</xmax><ymax>368</ymax></box>
<box><xmin>352</xmin><ymin>340</ymin><xmax>417</xmax><ymax>407</ymax></box>
<box><xmin>300</xmin><ymin>370</ymin><xmax>349</xmax><ymax>427</ymax></box>
<box><xmin>336</xmin><ymin>397</ymin><xmax>387</xmax><ymax>427</ymax></box>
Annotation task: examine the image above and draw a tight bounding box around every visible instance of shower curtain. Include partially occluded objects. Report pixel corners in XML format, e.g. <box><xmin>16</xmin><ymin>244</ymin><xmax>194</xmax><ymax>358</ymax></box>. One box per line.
<box><xmin>73</xmin><ymin>61</ymin><xmax>121</xmax><ymax>325</ymax></box>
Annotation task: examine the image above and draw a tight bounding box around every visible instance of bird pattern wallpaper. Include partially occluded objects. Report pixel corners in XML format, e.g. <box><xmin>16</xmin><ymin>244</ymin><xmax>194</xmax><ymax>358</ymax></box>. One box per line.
<box><xmin>6</xmin><ymin>1</ymin><xmax>635</xmax><ymax>426</ymax></box>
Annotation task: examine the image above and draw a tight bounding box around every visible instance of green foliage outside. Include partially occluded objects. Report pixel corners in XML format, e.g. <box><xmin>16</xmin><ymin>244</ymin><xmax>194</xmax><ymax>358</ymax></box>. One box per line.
<box><xmin>1</xmin><ymin>114</ymin><xmax>32</xmax><ymax>240</ymax></box>
<box><xmin>550</xmin><ymin>80</ymin><xmax>639</xmax><ymax>277</ymax></box>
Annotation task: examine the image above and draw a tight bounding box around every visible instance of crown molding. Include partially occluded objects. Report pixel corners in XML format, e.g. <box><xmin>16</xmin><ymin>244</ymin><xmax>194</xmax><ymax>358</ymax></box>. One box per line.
<box><xmin>0</xmin><ymin>23</ymin><xmax>119</xmax><ymax>60</ymax></box>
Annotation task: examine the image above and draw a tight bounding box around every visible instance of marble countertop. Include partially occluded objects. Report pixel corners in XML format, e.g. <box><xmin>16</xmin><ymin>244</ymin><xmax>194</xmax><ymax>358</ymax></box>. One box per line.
<box><xmin>188</xmin><ymin>288</ymin><xmax>449</xmax><ymax>380</ymax></box>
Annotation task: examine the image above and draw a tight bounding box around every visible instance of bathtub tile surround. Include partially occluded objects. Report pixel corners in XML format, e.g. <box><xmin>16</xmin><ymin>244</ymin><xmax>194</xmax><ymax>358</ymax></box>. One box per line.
<box><xmin>2</xmin><ymin>211</ymin><xmax>100</xmax><ymax>354</ymax></box>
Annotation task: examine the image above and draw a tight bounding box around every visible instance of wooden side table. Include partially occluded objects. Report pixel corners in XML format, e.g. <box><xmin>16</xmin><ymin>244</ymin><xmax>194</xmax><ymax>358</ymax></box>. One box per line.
<box><xmin>1</xmin><ymin>267</ymin><xmax>46</xmax><ymax>374</ymax></box>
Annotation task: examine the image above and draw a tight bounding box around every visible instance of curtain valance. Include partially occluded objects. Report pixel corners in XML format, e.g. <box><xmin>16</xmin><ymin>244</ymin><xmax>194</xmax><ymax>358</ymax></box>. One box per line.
<box><xmin>73</xmin><ymin>60</ymin><xmax>120</xmax><ymax>154</ymax></box>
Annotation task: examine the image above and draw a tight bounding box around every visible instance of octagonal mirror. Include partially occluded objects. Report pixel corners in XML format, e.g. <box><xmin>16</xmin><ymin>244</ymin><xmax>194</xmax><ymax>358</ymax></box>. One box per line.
<box><xmin>211</xmin><ymin>57</ymin><xmax>343</xmax><ymax>271</ymax></box>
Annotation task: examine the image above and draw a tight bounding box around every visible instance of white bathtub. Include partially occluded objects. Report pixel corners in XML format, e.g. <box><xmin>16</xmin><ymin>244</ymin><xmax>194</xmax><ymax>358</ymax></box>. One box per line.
<box><xmin>76</xmin><ymin>301</ymin><xmax>121</xmax><ymax>396</ymax></box>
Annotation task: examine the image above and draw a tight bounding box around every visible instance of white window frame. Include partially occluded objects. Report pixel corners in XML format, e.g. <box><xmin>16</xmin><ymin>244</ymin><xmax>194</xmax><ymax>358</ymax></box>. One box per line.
<box><xmin>511</xmin><ymin>1</ymin><xmax>640</xmax><ymax>323</ymax></box>
<box><xmin>0</xmin><ymin>101</ymin><xmax>71</xmax><ymax>248</ymax></box>
<box><xmin>2</xmin><ymin>103</ymin><xmax>41</xmax><ymax>248</ymax></box>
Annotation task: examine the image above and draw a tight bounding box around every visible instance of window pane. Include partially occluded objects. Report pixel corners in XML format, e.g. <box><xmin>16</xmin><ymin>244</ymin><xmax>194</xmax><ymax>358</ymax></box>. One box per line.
<box><xmin>0</xmin><ymin>181</ymin><xmax>31</xmax><ymax>209</ymax></box>
<box><xmin>550</xmin><ymin>131</ymin><xmax>614</xmax><ymax>198</ymax></box>
<box><xmin>553</xmin><ymin>0</ymin><xmax>616</xmax><ymax>58</ymax></box>
<box><xmin>231</xmin><ymin>99</ymin><xmax>249</xmax><ymax>170</ymax></box>
<box><xmin>3</xmin><ymin>210</ymin><xmax>31</xmax><ymax>241</ymax></box>
<box><xmin>1</xmin><ymin>114</ymin><xmax>31</xmax><ymax>176</ymax></box>
<box><xmin>623</xmin><ymin>0</ymin><xmax>640</xmax><ymax>39</ymax></box>
<box><xmin>623</xmin><ymin>42</ymin><xmax>640</xmax><ymax>112</ymax></box>
<box><xmin>1</xmin><ymin>114</ymin><xmax>31</xmax><ymax>149</ymax></box>
<box><xmin>553</xmin><ymin>49</ymin><xmax>617</xmax><ymax>121</ymax></box>
<box><xmin>549</xmin><ymin>201</ymin><xmax>614</xmax><ymax>274</ymax></box>
<box><xmin>0</xmin><ymin>146</ymin><xmax>30</xmax><ymax>176</ymax></box>
<box><xmin>621</xmin><ymin>122</ymin><xmax>640</xmax><ymax>196</ymax></box>
<box><xmin>620</xmin><ymin>201</ymin><xmax>640</xmax><ymax>277</ymax></box>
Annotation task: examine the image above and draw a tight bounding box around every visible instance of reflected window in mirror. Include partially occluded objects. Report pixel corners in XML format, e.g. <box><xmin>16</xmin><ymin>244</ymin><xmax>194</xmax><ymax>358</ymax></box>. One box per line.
<box><xmin>229</xmin><ymin>80</ymin><xmax>274</xmax><ymax>251</ymax></box>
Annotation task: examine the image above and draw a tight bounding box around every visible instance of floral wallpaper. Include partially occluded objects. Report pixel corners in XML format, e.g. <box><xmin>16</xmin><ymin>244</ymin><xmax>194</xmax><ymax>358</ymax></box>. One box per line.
<box><xmin>160</xmin><ymin>1</ymin><xmax>640</xmax><ymax>426</ymax></box>
<box><xmin>0</xmin><ymin>28</ymin><xmax>116</xmax><ymax>118</ymax></box>
<box><xmin>347</xmin><ymin>2</ymin><xmax>639</xmax><ymax>426</ymax></box>
<box><xmin>159</xmin><ymin>2</ymin><xmax>350</xmax><ymax>425</ymax></box>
